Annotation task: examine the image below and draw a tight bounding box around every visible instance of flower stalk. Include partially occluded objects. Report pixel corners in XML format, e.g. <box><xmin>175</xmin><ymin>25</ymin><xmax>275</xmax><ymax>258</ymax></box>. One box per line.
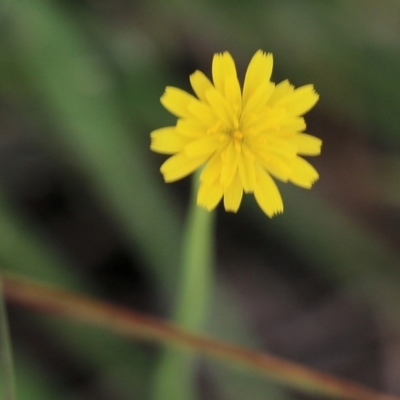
<box><xmin>175</xmin><ymin>170</ymin><xmax>215</xmax><ymax>328</ymax></box>
<box><xmin>153</xmin><ymin>169</ymin><xmax>215</xmax><ymax>400</ymax></box>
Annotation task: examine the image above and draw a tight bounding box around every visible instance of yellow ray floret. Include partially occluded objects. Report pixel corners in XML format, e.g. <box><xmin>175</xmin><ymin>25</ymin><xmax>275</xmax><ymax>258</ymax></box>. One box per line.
<box><xmin>150</xmin><ymin>50</ymin><xmax>322</xmax><ymax>217</ymax></box>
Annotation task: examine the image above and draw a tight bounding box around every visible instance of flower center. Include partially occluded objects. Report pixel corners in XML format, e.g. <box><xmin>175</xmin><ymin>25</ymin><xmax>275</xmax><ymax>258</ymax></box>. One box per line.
<box><xmin>231</xmin><ymin>129</ymin><xmax>244</xmax><ymax>153</ymax></box>
<box><xmin>232</xmin><ymin>130</ymin><xmax>243</xmax><ymax>140</ymax></box>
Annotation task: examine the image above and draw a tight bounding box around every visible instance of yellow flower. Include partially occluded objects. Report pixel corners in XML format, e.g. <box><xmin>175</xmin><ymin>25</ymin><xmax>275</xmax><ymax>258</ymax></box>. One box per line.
<box><xmin>151</xmin><ymin>50</ymin><xmax>321</xmax><ymax>217</ymax></box>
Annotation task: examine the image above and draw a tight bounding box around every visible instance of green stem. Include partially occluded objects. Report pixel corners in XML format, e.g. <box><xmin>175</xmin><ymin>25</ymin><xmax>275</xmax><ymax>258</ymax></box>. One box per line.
<box><xmin>153</xmin><ymin>170</ymin><xmax>215</xmax><ymax>400</ymax></box>
<box><xmin>175</xmin><ymin>173</ymin><xmax>215</xmax><ymax>328</ymax></box>
<box><xmin>0</xmin><ymin>274</ymin><xmax>16</xmax><ymax>400</ymax></box>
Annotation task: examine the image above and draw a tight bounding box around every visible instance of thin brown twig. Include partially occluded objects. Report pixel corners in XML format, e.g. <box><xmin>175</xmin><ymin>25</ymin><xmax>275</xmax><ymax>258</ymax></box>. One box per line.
<box><xmin>3</xmin><ymin>273</ymin><xmax>399</xmax><ymax>400</ymax></box>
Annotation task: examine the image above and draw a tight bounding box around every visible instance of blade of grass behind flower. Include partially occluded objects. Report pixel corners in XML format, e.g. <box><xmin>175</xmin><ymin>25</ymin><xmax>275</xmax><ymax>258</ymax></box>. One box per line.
<box><xmin>3</xmin><ymin>0</ymin><xmax>182</xmax><ymax>295</ymax></box>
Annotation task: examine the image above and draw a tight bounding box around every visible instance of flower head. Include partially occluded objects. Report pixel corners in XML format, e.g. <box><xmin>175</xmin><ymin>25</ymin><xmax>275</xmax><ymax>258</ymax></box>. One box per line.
<box><xmin>151</xmin><ymin>50</ymin><xmax>321</xmax><ymax>217</ymax></box>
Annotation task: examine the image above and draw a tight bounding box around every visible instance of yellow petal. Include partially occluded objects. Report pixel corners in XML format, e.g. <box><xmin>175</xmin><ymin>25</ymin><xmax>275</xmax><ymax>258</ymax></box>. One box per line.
<box><xmin>150</xmin><ymin>127</ymin><xmax>185</xmax><ymax>154</ymax></box>
<box><xmin>238</xmin><ymin>147</ymin><xmax>256</xmax><ymax>193</ymax></box>
<box><xmin>212</xmin><ymin>52</ymin><xmax>236</xmax><ymax>95</ymax></box>
<box><xmin>197</xmin><ymin>180</ymin><xmax>223</xmax><ymax>210</ymax></box>
<box><xmin>205</xmin><ymin>87</ymin><xmax>237</xmax><ymax>127</ymax></box>
<box><xmin>161</xmin><ymin>87</ymin><xmax>196</xmax><ymax>118</ymax></box>
<box><xmin>220</xmin><ymin>140</ymin><xmax>239</xmax><ymax>187</ymax></box>
<box><xmin>254</xmin><ymin>166</ymin><xmax>283</xmax><ymax>217</ymax></box>
<box><xmin>245</xmin><ymin>106</ymin><xmax>286</xmax><ymax>132</ymax></box>
<box><xmin>268</xmin><ymin>80</ymin><xmax>294</xmax><ymax>106</ymax></box>
<box><xmin>225</xmin><ymin>70</ymin><xmax>242</xmax><ymax>112</ymax></box>
<box><xmin>160</xmin><ymin>152</ymin><xmax>207</xmax><ymax>182</ymax></box>
<box><xmin>257</xmin><ymin>136</ymin><xmax>298</xmax><ymax>158</ymax></box>
<box><xmin>184</xmin><ymin>135</ymin><xmax>222</xmax><ymax>158</ymax></box>
<box><xmin>176</xmin><ymin>119</ymin><xmax>206</xmax><ymax>138</ymax></box>
<box><xmin>190</xmin><ymin>71</ymin><xmax>213</xmax><ymax>103</ymax></box>
<box><xmin>288</xmin><ymin>157</ymin><xmax>319</xmax><ymax>188</ymax></box>
<box><xmin>187</xmin><ymin>100</ymin><xmax>218</xmax><ymax>127</ymax></box>
<box><xmin>253</xmin><ymin>149</ymin><xmax>291</xmax><ymax>182</ymax></box>
<box><xmin>284</xmin><ymin>85</ymin><xmax>319</xmax><ymax>116</ymax></box>
<box><xmin>223</xmin><ymin>171</ymin><xmax>243</xmax><ymax>212</ymax></box>
<box><xmin>279</xmin><ymin>117</ymin><xmax>306</xmax><ymax>133</ymax></box>
<box><xmin>226</xmin><ymin>76</ymin><xmax>242</xmax><ymax>112</ymax></box>
<box><xmin>243</xmin><ymin>50</ymin><xmax>273</xmax><ymax>106</ymax></box>
<box><xmin>242</xmin><ymin>80</ymin><xmax>274</xmax><ymax>117</ymax></box>
<box><xmin>200</xmin><ymin>152</ymin><xmax>222</xmax><ymax>184</ymax></box>
<box><xmin>288</xmin><ymin>134</ymin><xmax>322</xmax><ymax>156</ymax></box>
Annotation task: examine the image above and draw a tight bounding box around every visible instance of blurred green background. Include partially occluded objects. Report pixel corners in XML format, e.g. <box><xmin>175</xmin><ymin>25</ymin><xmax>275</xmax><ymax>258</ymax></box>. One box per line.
<box><xmin>1</xmin><ymin>0</ymin><xmax>400</xmax><ymax>399</ymax></box>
